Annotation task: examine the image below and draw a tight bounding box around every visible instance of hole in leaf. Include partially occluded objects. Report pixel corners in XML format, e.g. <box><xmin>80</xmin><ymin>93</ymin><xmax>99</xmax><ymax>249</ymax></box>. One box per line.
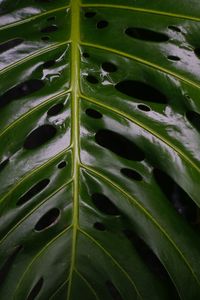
<box><xmin>125</xmin><ymin>27</ymin><xmax>169</xmax><ymax>42</ymax></box>
<box><xmin>102</xmin><ymin>62</ymin><xmax>117</xmax><ymax>73</ymax></box>
<box><xmin>97</xmin><ymin>20</ymin><xmax>108</xmax><ymax>29</ymax></box>
<box><xmin>123</xmin><ymin>228</ymin><xmax>180</xmax><ymax>300</ymax></box>
<box><xmin>153</xmin><ymin>168</ymin><xmax>197</xmax><ymax>223</ymax></box>
<box><xmin>92</xmin><ymin>193</ymin><xmax>120</xmax><ymax>215</ymax></box>
<box><xmin>86</xmin><ymin>75</ymin><xmax>99</xmax><ymax>84</ymax></box>
<box><xmin>186</xmin><ymin>110</ymin><xmax>200</xmax><ymax>132</ymax></box>
<box><xmin>167</xmin><ymin>55</ymin><xmax>180</xmax><ymax>61</ymax></box>
<box><xmin>0</xmin><ymin>158</ymin><xmax>9</xmax><ymax>172</ymax></box>
<box><xmin>95</xmin><ymin>129</ymin><xmax>145</xmax><ymax>161</ymax></box>
<box><xmin>27</xmin><ymin>278</ymin><xmax>44</xmax><ymax>300</ymax></box>
<box><xmin>24</xmin><ymin>125</ymin><xmax>57</xmax><ymax>149</ymax></box>
<box><xmin>86</xmin><ymin>108</ymin><xmax>102</xmax><ymax>119</ymax></box>
<box><xmin>41</xmin><ymin>36</ymin><xmax>50</xmax><ymax>41</ymax></box>
<box><xmin>47</xmin><ymin>103</ymin><xmax>64</xmax><ymax>116</ymax></box>
<box><xmin>106</xmin><ymin>281</ymin><xmax>123</xmax><ymax>300</ymax></box>
<box><xmin>58</xmin><ymin>161</ymin><xmax>67</xmax><ymax>169</ymax></box>
<box><xmin>47</xmin><ymin>16</ymin><xmax>56</xmax><ymax>22</ymax></box>
<box><xmin>16</xmin><ymin>179</ymin><xmax>50</xmax><ymax>206</ymax></box>
<box><xmin>137</xmin><ymin>104</ymin><xmax>151</xmax><ymax>112</ymax></box>
<box><xmin>41</xmin><ymin>25</ymin><xmax>58</xmax><ymax>33</ymax></box>
<box><xmin>35</xmin><ymin>208</ymin><xmax>60</xmax><ymax>231</ymax></box>
<box><xmin>194</xmin><ymin>48</ymin><xmax>200</xmax><ymax>58</ymax></box>
<box><xmin>93</xmin><ymin>222</ymin><xmax>106</xmax><ymax>231</ymax></box>
<box><xmin>121</xmin><ymin>168</ymin><xmax>143</xmax><ymax>181</ymax></box>
<box><xmin>168</xmin><ymin>25</ymin><xmax>181</xmax><ymax>33</ymax></box>
<box><xmin>85</xmin><ymin>11</ymin><xmax>96</xmax><ymax>18</ymax></box>
<box><xmin>115</xmin><ymin>80</ymin><xmax>167</xmax><ymax>104</ymax></box>
<box><xmin>82</xmin><ymin>52</ymin><xmax>90</xmax><ymax>58</ymax></box>
<box><xmin>0</xmin><ymin>38</ymin><xmax>23</xmax><ymax>54</ymax></box>
<box><xmin>0</xmin><ymin>79</ymin><xmax>44</xmax><ymax>108</ymax></box>
<box><xmin>43</xmin><ymin>60</ymin><xmax>56</xmax><ymax>68</ymax></box>
<box><xmin>0</xmin><ymin>245</ymin><xmax>23</xmax><ymax>287</ymax></box>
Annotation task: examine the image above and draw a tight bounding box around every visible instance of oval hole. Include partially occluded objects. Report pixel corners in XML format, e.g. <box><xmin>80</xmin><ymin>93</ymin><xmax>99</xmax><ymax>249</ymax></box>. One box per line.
<box><xmin>47</xmin><ymin>103</ymin><xmax>64</xmax><ymax>116</ymax></box>
<box><xmin>153</xmin><ymin>168</ymin><xmax>197</xmax><ymax>224</ymax></box>
<box><xmin>106</xmin><ymin>281</ymin><xmax>123</xmax><ymax>300</ymax></box>
<box><xmin>92</xmin><ymin>193</ymin><xmax>120</xmax><ymax>215</ymax></box>
<box><xmin>167</xmin><ymin>55</ymin><xmax>180</xmax><ymax>61</ymax></box>
<box><xmin>115</xmin><ymin>80</ymin><xmax>167</xmax><ymax>104</ymax></box>
<box><xmin>97</xmin><ymin>20</ymin><xmax>108</xmax><ymax>29</ymax></box>
<box><xmin>186</xmin><ymin>110</ymin><xmax>200</xmax><ymax>132</ymax></box>
<box><xmin>95</xmin><ymin>129</ymin><xmax>145</xmax><ymax>161</ymax></box>
<box><xmin>0</xmin><ymin>158</ymin><xmax>9</xmax><ymax>172</ymax></box>
<box><xmin>137</xmin><ymin>104</ymin><xmax>151</xmax><ymax>112</ymax></box>
<box><xmin>102</xmin><ymin>62</ymin><xmax>117</xmax><ymax>73</ymax></box>
<box><xmin>58</xmin><ymin>161</ymin><xmax>67</xmax><ymax>169</ymax></box>
<box><xmin>35</xmin><ymin>208</ymin><xmax>60</xmax><ymax>231</ymax></box>
<box><xmin>0</xmin><ymin>38</ymin><xmax>23</xmax><ymax>54</ymax></box>
<box><xmin>82</xmin><ymin>52</ymin><xmax>90</xmax><ymax>58</ymax></box>
<box><xmin>27</xmin><ymin>278</ymin><xmax>44</xmax><ymax>300</ymax></box>
<box><xmin>0</xmin><ymin>79</ymin><xmax>44</xmax><ymax>108</ymax></box>
<box><xmin>17</xmin><ymin>179</ymin><xmax>50</xmax><ymax>206</ymax></box>
<box><xmin>24</xmin><ymin>125</ymin><xmax>57</xmax><ymax>149</ymax></box>
<box><xmin>86</xmin><ymin>75</ymin><xmax>99</xmax><ymax>84</ymax></box>
<box><xmin>85</xmin><ymin>108</ymin><xmax>102</xmax><ymax>119</ymax></box>
<box><xmin>43</xmin><ymin>60</ymin><xmax>56</xmax><ymax>68</ymax></box>
<box><xmin>41</xmin><ymin>25</ymin><xmax>58</xmax><ymax>33</ymax></box>
<box><xmin>168</xmin><ymin>25</ymin><xmax>181</xmax><ymax>33</ymax></box>
<box><xmin>93</xmin><ymin>222</ymin><xmax>106</xmax><ymax>231</ymax></box>
<box><xmin>0</xmin><ymin>245</ymin><xmax>23</xmax><ymax>287</ymax></box>
<box><xmin>125</xmin><ymin>27</ymin><xmax>169</xmax><ymax>42</ymax></box>
<box><xmin>121</xmin><ymin>168</ymin><xmax>143</xmax><ymax>181</ymax></box>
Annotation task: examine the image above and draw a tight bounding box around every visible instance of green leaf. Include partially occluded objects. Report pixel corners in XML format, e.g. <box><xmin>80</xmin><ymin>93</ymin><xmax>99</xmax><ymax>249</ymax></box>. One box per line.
<box><xmin>0</xmin><ymin>0</ymin><xmax>200</xmax><ymax>299</ymax></box>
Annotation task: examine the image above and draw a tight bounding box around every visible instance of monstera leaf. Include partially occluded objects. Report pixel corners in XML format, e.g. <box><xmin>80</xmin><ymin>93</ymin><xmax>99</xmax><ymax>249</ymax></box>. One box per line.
<box><xmin>1</xmin><ymin>0</ymin><xmax>200</xmax><ymax>299</ymax></box>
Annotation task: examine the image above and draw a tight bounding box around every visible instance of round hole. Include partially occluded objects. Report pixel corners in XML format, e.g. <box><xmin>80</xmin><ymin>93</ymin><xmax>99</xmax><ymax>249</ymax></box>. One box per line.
<box><xmin>85</xmin><ymin>11</ymin><xmax>96</xmax><ymax>18</ymax></box>
<box><xmin>58</xmin><ymin>161</ymin><xmax>67</xmax><ymax>169</ymax></box>
<box><xmin>167</xmin><ymin>55</ymin><xmax>180</xmax><ymax>61</ymax></box>
<box><xmin>137</xmin><ymin>104</ymin><xmax>151</xmax><ymax>112</ymax></box>
<box><xmin>86</xmin><ymin>108</ymin><xmax>102</xmax><ymax>119</ymax></box>
<box><xmin>94</xmin><ymin>222</ymin><xmax>106</xmax><ymax>231</ymax></box>
<box><xmin>102</xmin><ymin>62</ymin><xmax>117</xmax><ymax>73</ymax></box>
<box><xmin>86</xmin><ymin>75</ymin><xmax>99</xmax><ymax>84</ymax></box>
<box><xmin>97</xmin><ymin>20</ymin><xmax>108</xmax><ymax>29</ymax></box>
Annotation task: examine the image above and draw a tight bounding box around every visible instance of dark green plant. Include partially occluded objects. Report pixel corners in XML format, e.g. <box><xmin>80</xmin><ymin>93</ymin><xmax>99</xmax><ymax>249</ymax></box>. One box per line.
<box><xmin>0</xmin><ymin>0</ymin><xmax>200</xmax><ymax>299</ymax></box>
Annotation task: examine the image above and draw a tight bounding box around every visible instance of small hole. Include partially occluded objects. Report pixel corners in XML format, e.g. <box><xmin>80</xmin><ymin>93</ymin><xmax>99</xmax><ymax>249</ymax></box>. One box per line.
<box><xmin>43</xmin><ymin>60</ymin><xmax>56</xmax><ymax>68</ymax></box>
<box><xmin>92</xmin><ymin>193</ymin><xmax>120</xmax><ymax>215</ymax></box>
<box><xmin>137</xmin><ymin>104</ymin><xmax>151</xmax><ymax>112</ymax></box>
<box><xmin>85</xmin><ymin>108</ymin><xmax>102</xmax><ymax>119</ymax></box>
<box><xmin>121</xmin><ymin>168</ymin><xmax>143</xmax><ymax>181</ymax></box>
<box><xmin>115</xmin><ymin>80</ymin><xmax>167</xmax><ymax>104</ymax></box>
<box><xmin>93</xmin><ymin>222</ymin><xmax>106</xmax><ymax>231</ymax></box>
<box><xmin>17</xmin><ymin>179</ymin><xmax>50</xmax><ymax>206</ymax></box>
<box><xmin>35</xmin><ymin>208</ymin><xmax>60</xmax><ymax>231</ymax></box>
<box><xmin>27</xmin><ymin>278</ymin><xmax>44</xmax><ymax>300</ymax></box>
<box><xmin>167</xmin><ymin>55</ymin><xmax>180</xmax><ymax>61</ymax></box>
<box><xmin>102</xmin><ymin>62</ymin><xmax>117</xmax><ymax>73</ymax></box>
<box><xmin>106</xmin><ymin>281</ymin><xmax>123</xmax><ymax>300</ymax></box>
<box><xmin>58</xmin><ymin>161</ymin><xmax>67</xmax><ymax>169</ymax></box>
<box><xmin>24</xmin><ymin>125</ymin><xmax>57</xmax><ymax>150</ymax></box>
<box><xmin>85</xmin><ymin>11</ymin><xmax>96</xmax><ymax>18</ymax></box>
<box><xmin>194</xmin><ymin>48</ymin><xmax>200</xmax><ymax>58</ymax></box>
<box><xmin>186</xmin><ymin>110</ymin><xmax>200</xmax><ymax>132</ymax></box>
<box><xmin>0</xmin><ymin>38</ymin><xmax>23</xmax><ymax>54</ymax></box>
<box><xmin>82</xmin><ymin>52</ymin><xmax>90</xmax><ymax>58</ymax></box>
<box><xmin>97</xmin><ymin>20</ymin><xmax>108</xmax><ymax>29</ymax></box>
<box><xmin>47</xmin><ymin>103</ymin><xmax>64</xmax><ymax>116</ymax></box>
<box><xmin>95</xmin><ymin>129</ymin><xmax>145</xmax><ymax>161</ymax></box>
<box><xmin>0</xmin><ymin>158</ymin><xmax>9</xmax><ymax>172</ymax></box>
<box><xmin>47</xmin><ymin>16</ymin><xmax>56</xmax><ymax>22</ymax></box>
<box><xmin>125</xmin><ymin>27</ymin><xmax>169</xmax><ymax>42</ymax></box>
<box><xmin>0</xmin><ymin>245</ymin><xmax>23</xmax><ymax>287</ymax></box>
<box><xmin>86</xmin><ymin>75</ymin><xmax>99</xmax><ymax>84</ymax></box>
<box><xmin>41</xmin><ymin>24</ymin><xmax>58</xmax><ymax>33</ymax></box>
<box><xmin>41</xmin><ymin>36</ymin><xmax>50</xmax><ymax>41</ymax></box>
<box><xmin>168</xmin><ymin>25</ymin><xmax>181</xmax><ymax>33</ymax></box>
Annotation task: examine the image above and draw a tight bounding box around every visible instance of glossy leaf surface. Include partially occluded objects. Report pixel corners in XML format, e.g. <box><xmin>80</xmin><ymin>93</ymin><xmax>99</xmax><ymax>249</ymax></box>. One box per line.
<box><xmin>0</xmin><ymin>0</ymin><xmax>200</xmax><ymax>299</ymax></box>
